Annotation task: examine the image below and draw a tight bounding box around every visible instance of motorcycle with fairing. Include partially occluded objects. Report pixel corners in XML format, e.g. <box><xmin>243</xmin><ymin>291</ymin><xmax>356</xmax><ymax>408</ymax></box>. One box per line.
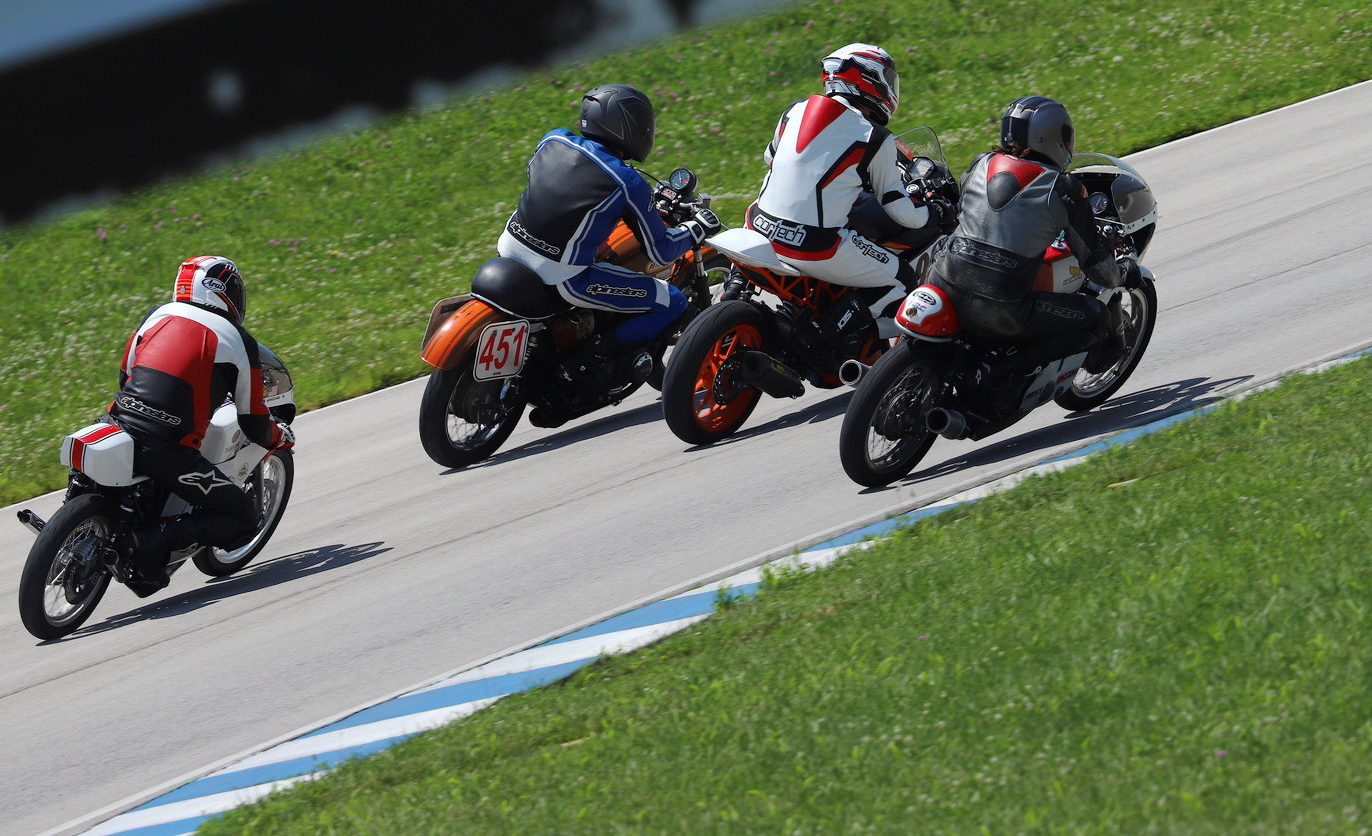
<box><xmin>837</xmin><ymin>153</ymin><xmax>1159</xmax><ymax>487</ymax></box>
<box><xmin>418</xmin><ymin>168</ymin><xmax>729</xmax><ymax>468</ymax></box>
<box><xmin>659</xmin><ymin>127</ymin><xmax>960</xmax><ymax>446</ymax></box>
<box><xmin>16</xmin><ymin>348</ymin><xmax>297</xmax><ymax>640</ymax></box>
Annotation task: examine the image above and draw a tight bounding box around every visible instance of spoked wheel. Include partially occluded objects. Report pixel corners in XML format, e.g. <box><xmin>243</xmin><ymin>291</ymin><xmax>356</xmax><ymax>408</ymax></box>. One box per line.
<box><xmin>649</xmin><ymin>250</ymin><xmax>735</xmax><ymax>391</ymax></box>
<box><xmin>193</xmin><ymin>450</ymin><xmax>295</xmax><ymax>577</ymax></box>
<box><xmin>18</xmin><ymin>494</ymin><xmax>117</xmax><ymax>640</ymax></box>
<box><xmin>1056</xmin><ymin>277</ymin><xmax>1158</xmax><ymax>411</ymax></box>
<box><xmin>418</xmin><ymin>355</ymin><xmax>527</xmax><ymax>468</ymax></box>
<box><xmin>660</xmin><ymin>300</ymin><xmax>771</xmax><ymax>445</ymax></box>
<box><xmin>838</xmin><ymin>344</ymin><xmax>941</xmax><ymax>488</ymax></box>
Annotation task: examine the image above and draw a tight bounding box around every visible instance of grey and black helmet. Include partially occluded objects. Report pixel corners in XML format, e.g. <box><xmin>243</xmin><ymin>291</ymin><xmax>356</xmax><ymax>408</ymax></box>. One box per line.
<box><xmin>1000</xmin><ymin>96</ymin><xmax>1074</xmax><ymax>168</ymax></box>
<box><xmin>579</xmin><ymin>84</ymin><xmax>656</xmax><ymax>162</ymax></box>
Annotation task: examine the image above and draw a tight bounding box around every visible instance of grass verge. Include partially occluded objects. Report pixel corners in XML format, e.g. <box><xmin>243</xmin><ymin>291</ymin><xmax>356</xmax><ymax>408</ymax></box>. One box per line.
<box><xmin>1</xmin><ymin>0</ymin><xmax>1369</xmax><ymax>503</ymax></box>
<box><xmin>197</xmin><ymin>355</ymin><xmax>1371</xmax><ymax>834</ymax></box>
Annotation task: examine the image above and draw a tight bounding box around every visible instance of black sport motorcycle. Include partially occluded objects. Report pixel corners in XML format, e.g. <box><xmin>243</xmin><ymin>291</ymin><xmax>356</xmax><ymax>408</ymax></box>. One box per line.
<box><xmin>837</xmin><ymin>152</ymin><xmax>1159</xmax><ymax>487</ymax></box>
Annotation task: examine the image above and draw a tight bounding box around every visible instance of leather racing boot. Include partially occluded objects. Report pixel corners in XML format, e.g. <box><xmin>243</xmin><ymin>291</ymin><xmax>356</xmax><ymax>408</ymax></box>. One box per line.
<box><xmin>1083</xmin><ymin>294</ymin><xmax>1128</xmax><ymax>374</ymax></box>
<box><xmin>126</xmin><ymin>516</ymin><xmax>196</xmax><ymax>598</ymax></box>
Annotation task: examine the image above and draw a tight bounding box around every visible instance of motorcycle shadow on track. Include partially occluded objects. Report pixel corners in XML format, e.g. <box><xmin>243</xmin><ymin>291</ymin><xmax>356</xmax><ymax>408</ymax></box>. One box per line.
<box><xmin>436</xmin><ymin>400</ymin><xmax>668</xmax><ymax>474</ymax></box>
<box><xmin>862</xmin><ymin>374</ymin><xmax>1252</xmax><ymax>493</ymax></box>
<box><xmin>53</xmin><ymin>541</ymin><xmax>392</xmax><ymax>642</ymax></box>
<box><xmin>676</xmin><ymin>389</ymin><xmax>854</xmax><ymax>452</ymax></box>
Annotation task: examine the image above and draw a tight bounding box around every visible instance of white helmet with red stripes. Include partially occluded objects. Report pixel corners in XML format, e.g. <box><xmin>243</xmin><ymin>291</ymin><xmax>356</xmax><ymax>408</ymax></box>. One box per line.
<box><xmin>174</xmin><ymin>256</ymin><xmax>246</xmax><ymax>324</ymax></box>
<box><xmin>821</xmin><ymin>43</ymin><xmax>900</xmax><ymax>125</ymax></box>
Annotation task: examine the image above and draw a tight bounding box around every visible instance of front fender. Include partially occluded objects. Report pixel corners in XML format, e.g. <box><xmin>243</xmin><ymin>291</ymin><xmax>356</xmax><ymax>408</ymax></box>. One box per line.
<box><xmin>420</xmin><ymin>298</ymin><xmax>503</xmax><ymax>371</ymax></box>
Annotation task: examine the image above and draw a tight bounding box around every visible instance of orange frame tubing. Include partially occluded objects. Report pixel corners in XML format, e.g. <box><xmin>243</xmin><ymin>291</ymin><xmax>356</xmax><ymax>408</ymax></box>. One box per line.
<box><xmin>419</xmin><ymin>298</ymin><xmax>504</xmax><ymax>371</ymax></box>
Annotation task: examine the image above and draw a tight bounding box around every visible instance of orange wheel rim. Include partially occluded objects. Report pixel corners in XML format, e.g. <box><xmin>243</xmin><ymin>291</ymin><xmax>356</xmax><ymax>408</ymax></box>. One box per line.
<box><xmin>691</xmin><ymin>324</ymin><xmax>763</xmax><ymax>432</ymax></box>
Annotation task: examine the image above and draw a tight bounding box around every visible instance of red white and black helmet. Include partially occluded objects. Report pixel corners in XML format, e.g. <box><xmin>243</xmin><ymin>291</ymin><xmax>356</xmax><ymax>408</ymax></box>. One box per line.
<box><xmin>174</xmin><ymin>255</ymin><xmax>246</xmax><ymax>324</ymax></box>
<box><xmin>821</xmin><ymin>43</ymin><xmax>900</xmax><ymax>125</ymax></box>
<box><xmin>1000</xmin><ymin>96</ymin><xmax>1075</xmax><ymax>168</ymax></box>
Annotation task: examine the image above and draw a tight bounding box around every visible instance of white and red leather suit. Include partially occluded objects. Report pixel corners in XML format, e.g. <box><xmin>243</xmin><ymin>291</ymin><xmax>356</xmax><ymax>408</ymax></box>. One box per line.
<box><xmin>746</xmin><ymin>93</ymin><xmax>934</xmax><ymax>315</ymax></box>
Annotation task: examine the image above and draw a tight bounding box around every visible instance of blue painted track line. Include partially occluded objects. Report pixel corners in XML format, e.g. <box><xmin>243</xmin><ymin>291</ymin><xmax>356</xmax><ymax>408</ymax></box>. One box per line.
<box><xmin>67</xmin><ymin>344</ymin><xmax>1371</xmax><ymax>836</ymax></box>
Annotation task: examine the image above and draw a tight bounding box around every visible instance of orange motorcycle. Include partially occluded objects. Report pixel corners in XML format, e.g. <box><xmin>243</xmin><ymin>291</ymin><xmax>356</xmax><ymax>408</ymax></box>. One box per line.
<box><xmin>659</xmin><ymin>127</ymin><xmax>959</xmax><ymax>446</ymax></box>
<box><xmin>417</xmin><ymin>168</ymin><xmax>730</xmax><ymax>468</ymax></box>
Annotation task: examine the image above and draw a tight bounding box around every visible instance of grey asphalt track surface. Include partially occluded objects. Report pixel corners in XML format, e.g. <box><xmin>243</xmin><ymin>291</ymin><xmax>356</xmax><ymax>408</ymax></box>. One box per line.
<box><xmin>3</xmin><ymin>80</ymin><xmax>1371</xmax><ymax>835</ymax></box>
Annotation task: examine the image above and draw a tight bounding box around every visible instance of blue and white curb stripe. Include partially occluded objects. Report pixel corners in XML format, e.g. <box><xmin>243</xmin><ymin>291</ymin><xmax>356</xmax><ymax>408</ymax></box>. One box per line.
<box><xmin>64</xmin><ymin>342</ymin><xmax>1371</xmax><ymax>836</ymax></box>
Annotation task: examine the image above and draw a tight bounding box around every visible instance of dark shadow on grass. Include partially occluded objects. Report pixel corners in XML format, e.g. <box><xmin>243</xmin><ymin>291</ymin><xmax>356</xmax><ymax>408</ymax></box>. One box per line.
<box><xmin>891</xmin><ymin>374</ymin><xmax>1252</xmax><ymax>488</ymax></box>
<box><xmin>70</xmin><ymin>542</ymin><xmax>393</xmax><ymax>639</ymax></box>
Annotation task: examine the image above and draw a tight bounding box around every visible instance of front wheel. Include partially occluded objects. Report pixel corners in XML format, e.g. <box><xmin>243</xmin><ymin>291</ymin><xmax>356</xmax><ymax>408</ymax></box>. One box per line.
<box><xmin>1055</xmin><ymin>277</ymin><xmax>1158</xmax><ymax>411</ymax></box>
<box><xmin>193</xmin><ymin>450</ymin><xmax>294</xmax><ymax>577</ymax></box>
<box><xmin>18</xmin><ymin>494</ymin><xmax>117</xmax><ymax>640</ymax></box>
<box><xmin>660</xmin><ymin>300</ymin><xmax>771</xmax><ymax>445</ymax></box>
<box><xmin>648</xmin><ymin>249</ymin><xmax>736</xmax><ymax>391</ymax></box>
<box><xmin>838</xmin><ymin>344</ymin><xmax>941</xmax><ymax>488</ymax></box>
<box><xmin>418</xmin><ymin>355</ymin><xmax>527</xmax><ymax>468</ymax></box>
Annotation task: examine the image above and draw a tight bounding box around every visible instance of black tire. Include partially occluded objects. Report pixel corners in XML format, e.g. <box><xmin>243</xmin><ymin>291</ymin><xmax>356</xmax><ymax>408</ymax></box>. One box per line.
<box><xmin>1055</xmin><ymin>277</ymin><xmax>1158</xmax><ymax>412</ymax></box>
<box><xmin>660</xmin><ymin>300</ymin><xmax>772</xmax><ymax>445</ymax></box>
<box><xmin>648</xmin><ymin>250</ymin><xmax>734</xmax><ymax>391</ymax></box>
<box><xmin>193</xmin><ymin>450</ymin><xmax>294</xmax><ymax>577</ymax></box>
<box><xmin>838</xmin><ymin>343</ymin><xmax>941</xmax><ymax>488</ymax></box>
<box><xmin>18</xmin><ymin>494</ymin><xmax>117</xmax><ymax>640</ymax></box>
<box><xmin>418</xmin><ymin>355</ymin><xmax>527</xmax><ymax>468</ymax></box>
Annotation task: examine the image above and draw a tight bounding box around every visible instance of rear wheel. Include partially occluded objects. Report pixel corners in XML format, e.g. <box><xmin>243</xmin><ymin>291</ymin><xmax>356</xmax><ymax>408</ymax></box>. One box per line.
<box><xmin>838</xmin><ymin>344</ymin><xmax>940</xmax><ymax>487</ymax></box>
<box><xmin>418</xmin><ymin>354</ymin><xmax>527</xmax><ymax>468</ymax></box>
<box><xmin>660</xmin><ymin>300</ymin><xmax>771</xmax><ymax>445</ymax></box>
<box><xmin>1055</xmin><ymin>277</ymin><xmax>1157</xmax><ymax>411</ymax></box>
<box><xmin>193</xmin><ymin>450</ymin><xmax>294</xmax><ymax>577</ymax></box>
<box><xmin>18</xmin><ymin>494</ymin><xmax>117</xmax><ymax>640</ymax></box>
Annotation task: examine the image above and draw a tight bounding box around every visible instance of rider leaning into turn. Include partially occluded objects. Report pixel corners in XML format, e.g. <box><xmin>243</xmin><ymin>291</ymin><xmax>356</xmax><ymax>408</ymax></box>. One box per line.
<box><xmin>746</xmin><ymin>43</ymin><xmax>954</xmax><ymax>329</ymax></box>
<box><xmin>107</xmin><ymin>257</ymin><xmax>293</xmax><ymax>596</ymax></box>
<box><xmin>496</xmin><ymin>84</ymin><xmax>721</xmax><ymax>381</ymax></box>
<box><xmin>927</xmin><ymin>96</ymin><xmax>1132</xmax><ymax>378</ymax></box>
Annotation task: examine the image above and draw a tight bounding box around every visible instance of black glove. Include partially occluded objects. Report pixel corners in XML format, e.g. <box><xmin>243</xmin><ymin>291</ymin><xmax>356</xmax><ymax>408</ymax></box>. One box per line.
<box><xmin>926</xmin><ymin>196</ymin><xmax>958</xmax><ymax>234</ymax></box>
<box><xmin>1116</xmin><ymin>255</ymin><xmax>1141</xmax><ymax>286</ymax></box>
<box><xmin>681</xmin><ymin>206</ymin><xmax>721</xmax><ymax>244</ymax></box>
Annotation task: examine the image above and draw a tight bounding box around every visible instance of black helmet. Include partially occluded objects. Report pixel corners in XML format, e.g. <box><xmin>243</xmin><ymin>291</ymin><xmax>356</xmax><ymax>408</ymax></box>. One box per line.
<box><xmin>579</xmin><ymin>84</ymin><xmax>656</xmax><ymax>162</ymax></box>
<box><xmin>1000</xmin><ymin>96</ymin><xmax>1075</xmax><ymax>168</ymax></box>
<box><xmin>173</xmin><ymin>255</ymin><xmax>246</xmax><ymax>324</ymax></box>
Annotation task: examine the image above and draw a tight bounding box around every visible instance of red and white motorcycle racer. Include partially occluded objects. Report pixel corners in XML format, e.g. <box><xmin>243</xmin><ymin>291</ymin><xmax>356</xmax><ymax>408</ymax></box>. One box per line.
<box><xmin>746</xmin><ymin>43</ymin><xmax>953</xmax><ymax>325</ymax></box>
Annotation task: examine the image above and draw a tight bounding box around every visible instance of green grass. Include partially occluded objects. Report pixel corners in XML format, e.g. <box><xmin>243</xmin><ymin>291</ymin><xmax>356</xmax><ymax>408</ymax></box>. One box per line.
<box><xmin>1</xmin><ymin>0</ymin><xmax>1368</xmax><ymax>505</ymax></box>
<box><xmin>198</xmin><ymin>354</ymin><xmax>1372</xmax><ymax>834</ymax></box>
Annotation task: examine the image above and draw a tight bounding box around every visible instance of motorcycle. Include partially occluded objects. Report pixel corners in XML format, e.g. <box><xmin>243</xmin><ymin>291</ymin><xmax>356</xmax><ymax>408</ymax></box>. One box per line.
<box><xmin>16</xmin><ymin>347</ymin><xmax>297</xmax><ymax>640</ymax></box>
<box><xmin>417</xmin><ymin>167</ymin><xmax>730</xmax><ymax>468</ymax></box>
<box><xmin>836</xmin><ymin>152</ymin><xmax>1159</xmax><ymax>487</ymax></box>
<box><xmin>659</xmin><ymin>127</ymin><xmax>960</xmax><ymax>446</ymax></box>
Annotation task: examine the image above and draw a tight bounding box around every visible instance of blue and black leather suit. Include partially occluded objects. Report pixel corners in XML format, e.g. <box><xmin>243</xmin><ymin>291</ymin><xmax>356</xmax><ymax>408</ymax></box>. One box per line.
<box><xmin>497</xmin><ymin>129</ymin><xmax>695</xmax><ymax>344</ymax></box>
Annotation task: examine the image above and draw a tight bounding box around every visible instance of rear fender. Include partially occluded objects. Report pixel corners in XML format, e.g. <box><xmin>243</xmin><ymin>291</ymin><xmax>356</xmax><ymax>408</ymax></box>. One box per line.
<box><xmin>420</xmin><ymin>298</ymin><xmax>504</xmax><ymax>371</ymax></box>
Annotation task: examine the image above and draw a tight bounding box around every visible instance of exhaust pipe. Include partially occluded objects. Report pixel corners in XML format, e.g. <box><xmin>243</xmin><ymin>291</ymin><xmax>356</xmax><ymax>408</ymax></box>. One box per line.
<box><xmin>838</xmin><ymin>359</ymin><xmax>870</xmax><ymax>388</ymax></box>
<box><xmin>737</xmin><ymin>351</ymin><xmax>806</xmax><ymax>399</ymax></box>
<box><xmin>925</xmin><ymin>407</ymin><xmax>970</xmax><ymax>440</ymax></box>
<box><xmin>17</xmin><ymin>509</ymin><xmax>45</xmax><ymax>535</ymax></box>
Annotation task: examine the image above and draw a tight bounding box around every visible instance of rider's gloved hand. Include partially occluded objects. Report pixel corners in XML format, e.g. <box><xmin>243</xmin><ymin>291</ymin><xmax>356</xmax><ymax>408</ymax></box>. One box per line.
<box><xmin>1116</xmin><ymin>255</ymin><xmax>1141</xmax><ymax>286</ymax></box>
<box><xmin>681</xmin><ymin>206</ymin><xmax>721</xmax><ymax>244</ymax></box>
<box><xmin>272</xmin><ymin>421</ymin><xmax>295</xmax><ymax>452</ymax></box>
<box><xmin>925</xmin><ymin>196</ymin><xmax>959</xmax><ymax>234</ymax></box>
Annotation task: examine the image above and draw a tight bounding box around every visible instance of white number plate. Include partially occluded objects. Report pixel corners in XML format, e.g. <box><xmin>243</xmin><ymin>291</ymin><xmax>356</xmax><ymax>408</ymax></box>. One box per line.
<box><xmin>473</xmin><ymin>320</ymin><xmax>530</xmax><ymax>380</ymax></box>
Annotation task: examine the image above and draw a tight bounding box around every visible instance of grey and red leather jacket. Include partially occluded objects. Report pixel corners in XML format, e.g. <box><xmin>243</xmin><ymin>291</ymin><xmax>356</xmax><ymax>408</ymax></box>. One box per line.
<box><xmin>939</xmin><ymin>151</ymin><xmax>1119</xmax><ymax>300</ymax></box>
